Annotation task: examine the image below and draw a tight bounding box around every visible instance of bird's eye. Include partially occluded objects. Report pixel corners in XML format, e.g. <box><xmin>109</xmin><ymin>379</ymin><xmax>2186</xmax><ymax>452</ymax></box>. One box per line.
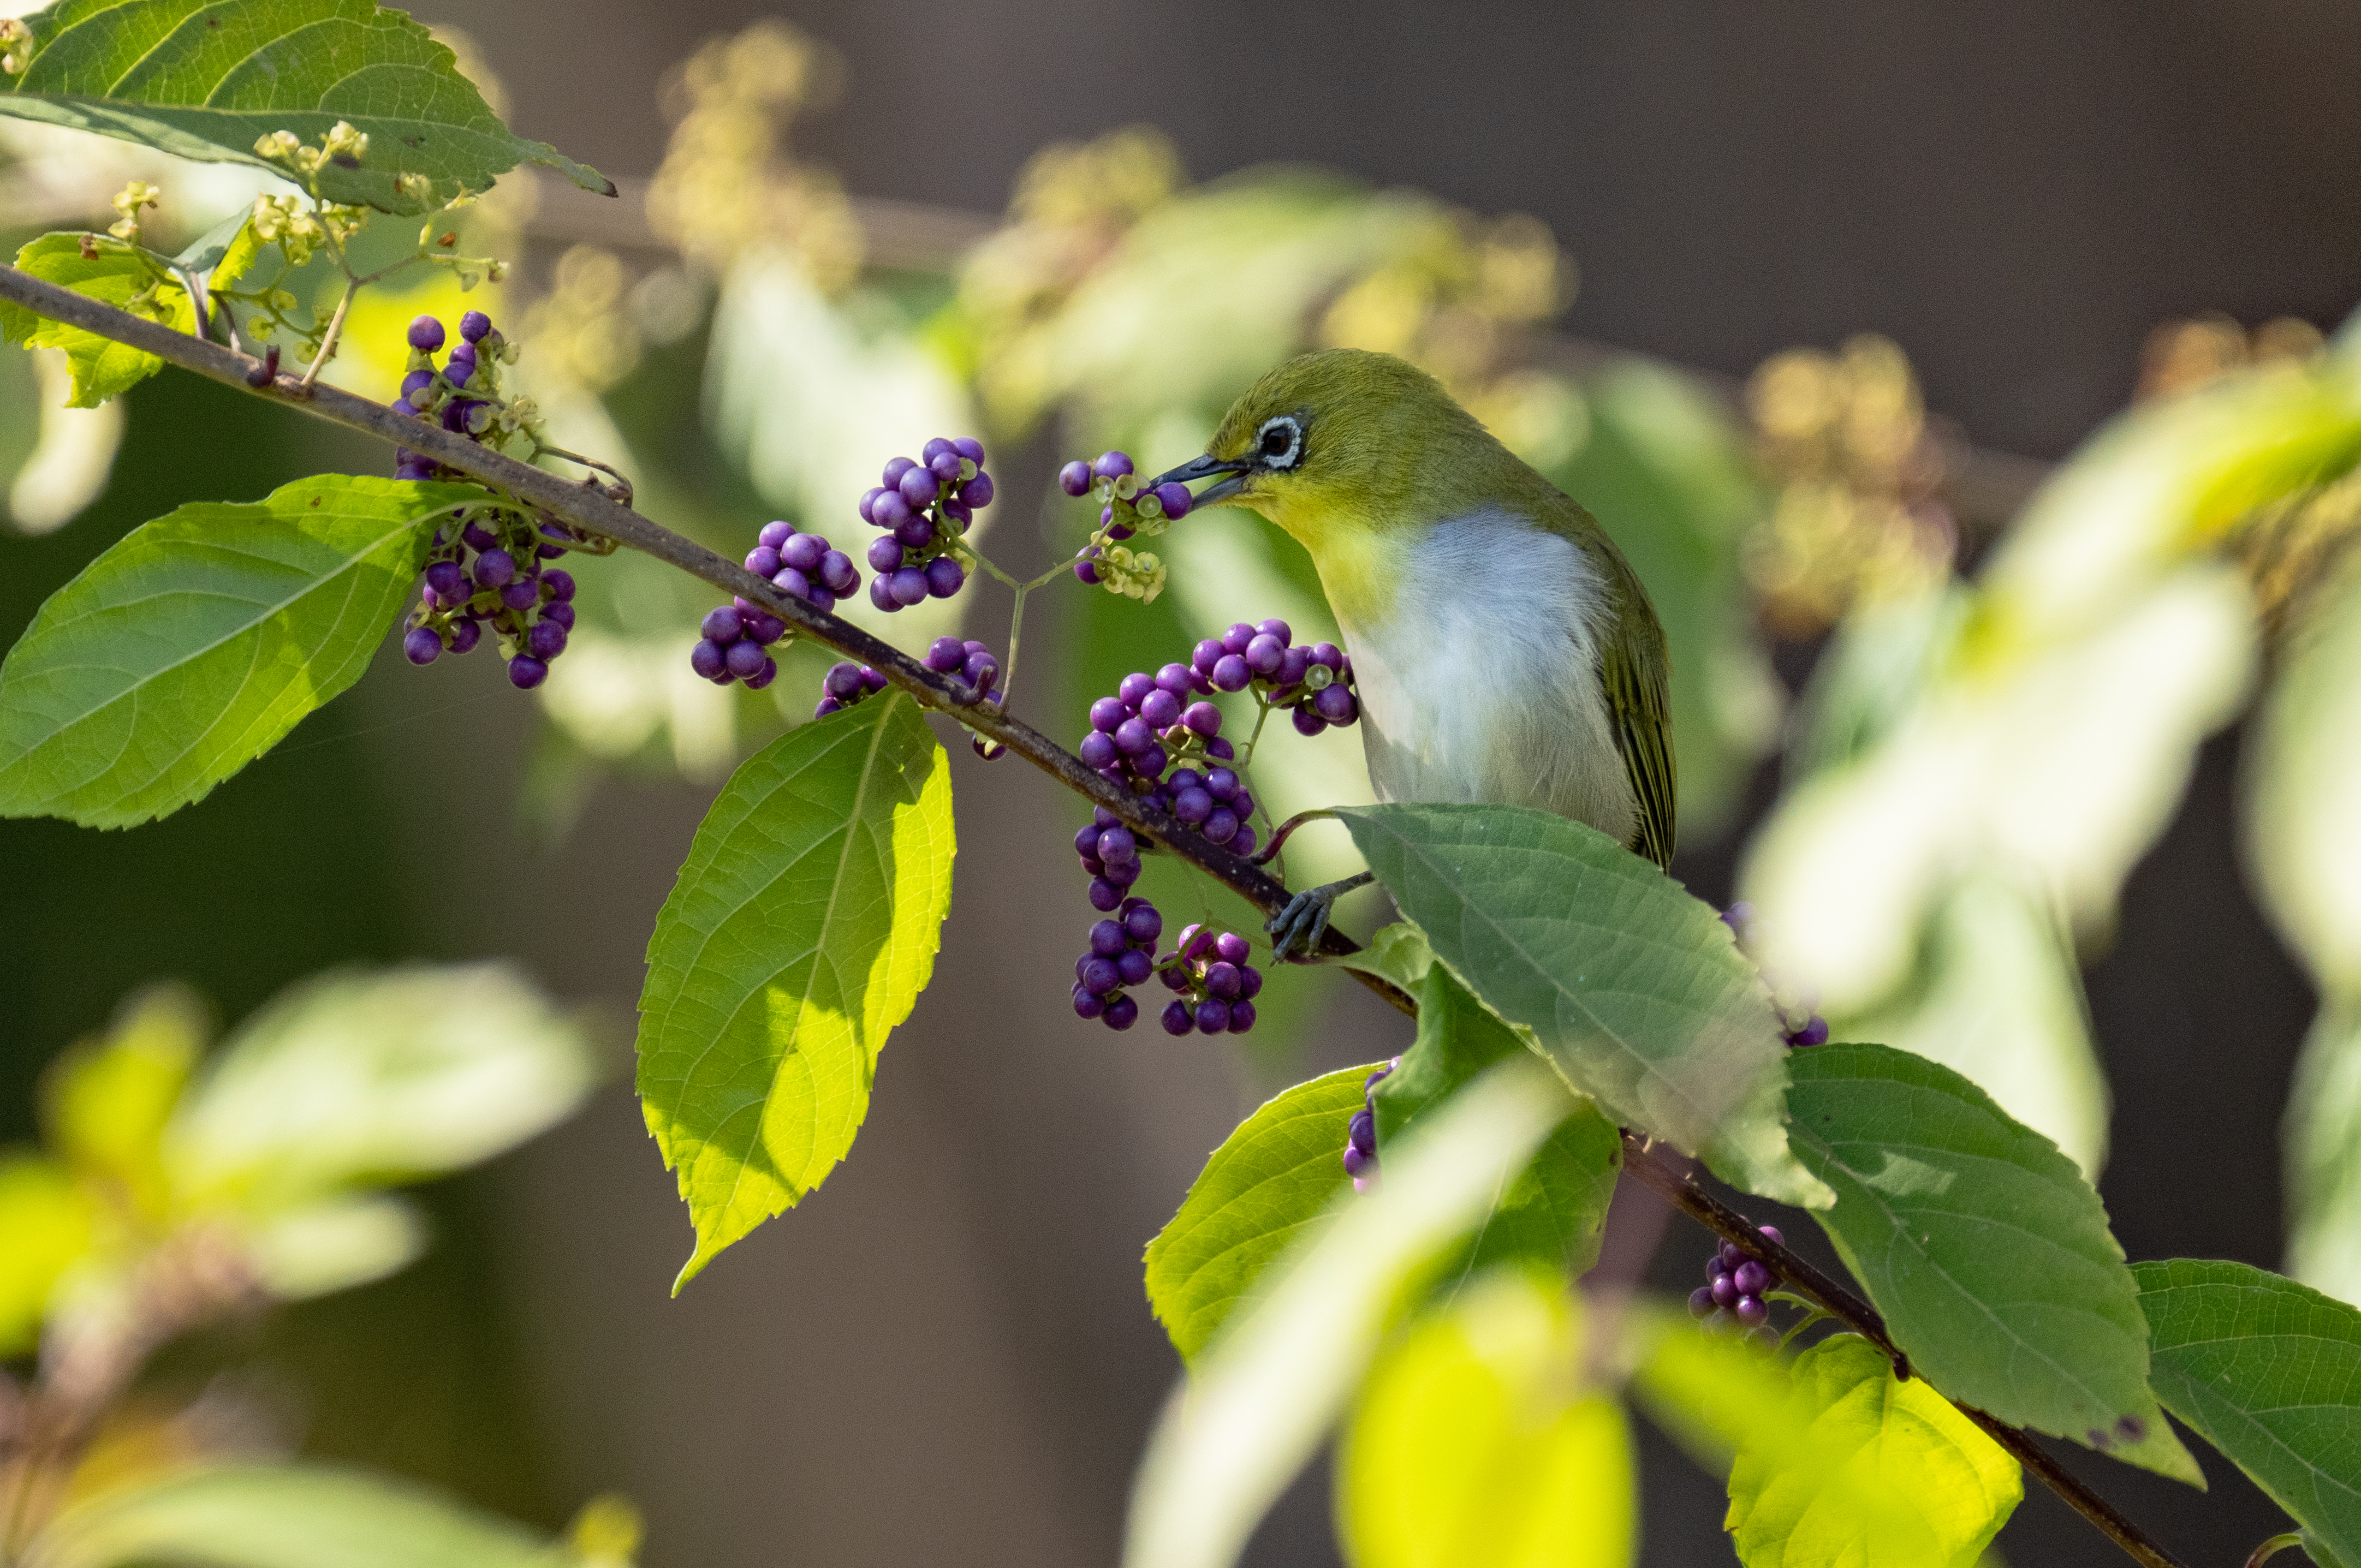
<box><xmin>1254</xmin><ymin>416</ymin><xmax>1303</xmax><ymax>469</ymax></box>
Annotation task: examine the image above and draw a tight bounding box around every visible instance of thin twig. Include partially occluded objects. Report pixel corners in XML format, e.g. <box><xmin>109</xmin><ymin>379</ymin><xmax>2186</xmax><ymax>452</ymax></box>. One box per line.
<box><xmin>2243</xmin><ymin>1534</ymin><xmax>2306</xmax><ymax>1568</ymax></box>
<box><xmin>0</xmin><ymin>264</ymin><xmax>2197</xmax><ymax>1568</ymax></box>
<box><xmin>297</xmin><ymin>275</ymin><xmax>356</xmax><ymax>391</ymax></box>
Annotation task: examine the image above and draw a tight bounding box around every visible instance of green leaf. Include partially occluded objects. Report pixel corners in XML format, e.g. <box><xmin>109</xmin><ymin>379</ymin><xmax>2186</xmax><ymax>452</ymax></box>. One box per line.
<box><xmin>0</xmin><ymin>0</ymin><xmax>614</xmax><ymax>213</ymax></box>
<box><xmin>0</xmin><ymin>1152</ymin><xmax>92</xmax><ymax>1355</ymax></box>
<box><xmin>44</xmin><ymin>983</ymin><xmax>203</xmax><ymax>1222</ymax></box>
<box><xmin>32</xmin><ymin>1462</ymin><xmax>574</xmax><ymax>1568</ymax></box>
<box><xmin>2285</xmin><ymin>1003</ymin><xmax>2361</xmax><ymax>1308</ymax></box>
<box><xmin>0</xmin><ymin>232</ymin><xmax>193</xmax><ymax>406</ymax></box>
<box><xmin>2134</xmin><ymin>1258</ymin><xmax>2361</xmax><ymax>1568</ymax></box>
<box><xmin>0</xmin><ymin>474</ymin><xmax>470</xmax><ymax>827</ymax></box>
<box><xmin>1335</xmin><ymin>802</ymin><xmax>1830</xmax><ymax>1208</ymax></box>
<box><xmin>1145</xmin><ymin>1062</ymin><xmax>1379</xmax><ymax>1366</ymax></box>
<box><xmin>1337</xmin><ymin>1273</ymin><xmax>1635</xmax><ymax>1568</ymax></box>
<box><xmin>638</xmin><ymin>693</ymin><xmax>954</xmax><ymax>1289</ymax></box>
<box><xmin>1125</xmin><ymin>1059</ymin><xmax>1574</xmax><ymax>1568</ymax></box>
<box><xmin>1724</xmin><ymin>1334</ymin><xmax>2021</xmax><ymax>1568</ymax></box>
<box><xmin>1377</xmin><ymin>961</ymin><xmax>1622</xmax><ymax>1285</ymax></box>
<box><xmin>169</xmin><ymin>963</ymin><xmax>596</xmax><ymax>1212</ymax></box>
<box><xmin>1786</xmin><ymin>1041</ymin><xmax>2199</xmax><ymax>1482</ymax></box>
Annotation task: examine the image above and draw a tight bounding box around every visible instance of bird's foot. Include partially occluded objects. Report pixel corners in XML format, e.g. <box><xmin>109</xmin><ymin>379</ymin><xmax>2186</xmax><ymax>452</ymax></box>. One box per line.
<box><xmin>1266</xmin><ymin>871</ymin><xmax>1376</xmax><ymax>961</ymax></box>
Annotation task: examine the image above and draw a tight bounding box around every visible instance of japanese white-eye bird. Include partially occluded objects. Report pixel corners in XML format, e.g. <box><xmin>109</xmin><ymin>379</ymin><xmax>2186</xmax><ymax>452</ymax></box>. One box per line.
<box><xmin>1149</xmin><ymin>349</ymin><xmax>1676</xmax><ymax>957</ymax></box>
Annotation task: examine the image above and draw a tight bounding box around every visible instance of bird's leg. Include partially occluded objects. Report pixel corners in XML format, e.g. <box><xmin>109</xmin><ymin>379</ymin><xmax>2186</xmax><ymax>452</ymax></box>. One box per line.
<box><xmin>1266</xmin><ymin>871</ymin><xmax>1376</xmax><ymax>961</ymax></box>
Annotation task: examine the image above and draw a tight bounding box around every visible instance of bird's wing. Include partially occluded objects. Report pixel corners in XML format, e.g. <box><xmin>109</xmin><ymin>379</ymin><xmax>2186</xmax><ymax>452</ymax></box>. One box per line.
<box><xmin>1598</xmin><ymin>602</ymin><xmax>1678</xmax><ymax>870</ymax></box>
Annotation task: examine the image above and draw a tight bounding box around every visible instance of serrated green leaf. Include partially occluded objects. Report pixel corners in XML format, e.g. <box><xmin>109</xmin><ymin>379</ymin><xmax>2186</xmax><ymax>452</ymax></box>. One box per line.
<box><xmin>1126</xmin><ymin>1060</ymin><xmax>1575</xmax><ymax>1568</ymax></box>
<box><xmin>1146</xmin><ymin>959</ymin><xmax>1622</xmax><ymax>1368</ymax></box>
<box><xmin>1337</xmin><ymin>1273</ymin><xmax>1634</xmax><ymax>1568</ymax></box>
<box><xmin>170</xmin><ymin>963</ymin><xmax>595</xmax><ymax>1213</ymax></box>
<box><xmin>1146</xmin><ymin>1062</ymin><xmax>1378</xmax><ymax>1366</ymax></box>
<box><xmin>1724</xmin><ymin>1334</ymin><xmax>2021</xmax><ymax>1568</ymax></box>
<box><xmin>638</xmin><ymin>693</ymin><xmax>954</xmax><ymax>1289</ymax></box>
<box><xmin>0</xmin><ymin>474</ymin><xmax>471</xmax><ymax>827</ymax></box>
<box><xmin>0</xmin><ymin>231</ymin><xmax>193</xmax><ymax>406</ymax></box>
<box><xmin>0</xmin><ymin>1152</ymin><xmax>91</xmax><ymax>1356</ymax></box>
<box><xmin>2134</xmin><ymin>1258</ymin><xmax>2361</xmax><ymax>1568</ymax></box>
<box><xmin>1335</xmin><ymin>802</ymin><xmax>1830</xmax><ymax>1208</ymax></box>
<box><xmin>0</xmin><ymin>0</ymin><xmax>613</xmax><ymax>213</ymax></box>
<box><xmin>1786</xmin><ymin>1041</ymin><xmax>2198</xmax><ymax>1482</ymax></box>
<box><xmin>32</xmin><ymin>1462</ymin><xmax>570</xmax><ymax>1568</ymax></box>
<box><xmin>1377</xmin><ymin>961</ymin><xmax>1622</xmax><ymax>1285</ymax></box>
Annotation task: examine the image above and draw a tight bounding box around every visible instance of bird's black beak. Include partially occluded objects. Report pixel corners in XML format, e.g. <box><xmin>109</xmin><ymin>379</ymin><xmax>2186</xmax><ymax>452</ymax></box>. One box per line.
<box><xmin>1149</xmin><ymin>452</ymin><xmax>1251</xmax><ymax>508</ymax></box>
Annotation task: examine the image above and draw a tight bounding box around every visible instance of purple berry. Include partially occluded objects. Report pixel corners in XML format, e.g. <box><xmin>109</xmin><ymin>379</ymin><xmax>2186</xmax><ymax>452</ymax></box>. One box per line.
<box><xmin>1090</xmin><ymin>696</ymin><xmax>1128</xmax><ymax>733</ymax></box>
<box><xmin>406</xmin><ymin>316</ymin><xmax>445</xmax><ymax>351</ymax></box>
<box><xmin>1257</xmin><ymin>618</ymin><xmax>1293</xmax><ymax>645</ymax></box>
<box><xmin>818</xmin><ymin>551</ymin><xmax>859</xmax><ymax>595</ymax></box>
<box><xmin>926</xmin><ymin>637</ymin><xmax>966</xmax><ymax>673</ymax></box>
<box><xmin>402</xmin><ymin>625</ymin><xmax>442</xmax><ymax>665</ymax></box>
<box><xmin>1313</xmin><ymin>684</ymin><xmax>1358</xmax><ymax>725</ymax></box>
<box><xmin>448</xmin><ymin>618</ymin><xmax>481</xmax><ymax>654</ymax></box>
<box><xmin>1222</xmin><ymin>623</ymin><xmax>1256</xmax><ymax>657</ymax></box>
<box><xmin>1104</xmin><ymin>994</ymin><xmax>1140</xmax><ymax>1030</ymax></box>
<box><xmin>1097</xmin><ymin>827</ymin><xmax>1137</xmax><ymax>865</ymax></box>
<box><xmin>1138</xmin><ymin>689</ymin><xmax>1181</xmax><ymax>729</ymax></box>
<box><xmin>1152</xmin><ymin>664</ymin><xmax>1192</xmax><ymax>697</ymax></box>
<box><xmin>1195</xmin><ymin>998</ymin><xmax>1231</xmax><ymax>1034</ymax></box>
<box><xmin>527</xmin><ymin>618</ymin><xmax>568</xmax><ymax>659</ymax></box>
<box><xmin>1210</xmin><ymin>654</ymin><xmax>1251</xmax><ymax>692</ymax></box>
<box><xmin>1093</xmin><ymin>451</ymin><xmax>1133</xmax><ymax>480</ymax></box>
<box><xmin>1689</xmin><ymin>1286</ymin><xmax>1717</xmax><ymax>1320</ymax></box>
<box><xmin>1152</xmin><ymin>481</ymin><xmax>1192</xmax><ymax>519</ymax></box>
<box><xmin>507</xmin><ymin>654</ymin><xmax>548</xmax><ymax>689</ymax></box>
<box><xmin>1091</xmin><ymin>919</ymin><xmax>1128</xmax><ymax>957</ymax></box>
<box><xmin>1073</xmin><ymin>985</ymin><xmax>1106</xmax><ymax>1021</ymax></box>
<box><xmin>1079</xmin><ymin>732</ymin><xmax>1118</xmax><ymax>769</ymax></box>
<box><xmin>746</xmin><ymin>545</ymin><xmax>783</xmax><ymax>578</ymax></box>
<box><xmin>872</xmin><ymin>491</ymin><xmax>913</xmax><ymax>529</ymax></box>
<box><xmin>1343</xmin><ymin>1143</ymin><xmax>1374</xmax><ymax>1179</ymax></box>
<box><xmin>881</xmin><ymin>456</ymin><xmax>916</xmax><ymax>489</ymax></box>
<box><xmin>1239</xmin><ymin>965</ymin><xmax>1263</xmax><ymax>999</ymax></box>
<box><xmin>545</xmin><ymin>569</ymin><xmax>577</xmax><ymax>602</ymax></box>
<box><xmin>1204</xmin><ymin>768</ymin><xmax>1239</xmax><ymax>799</ymax></box>
<box><xmin>759</xmin><ymin>520</ymin><xmax>795</xmax><ymax>550</ymax></box>
<box><xmin>1227</xmin><ymin>999</ymin><xmax>1256</xmax><ymax>1033</ymax></box>
<box><xmin>462</xmin><ymin>520</ymin><xmax>498</xmax><ymax>553</ymax></box>
<box><xmin>1734</xmin><ymin>1296</ymin><xmax>1770</xmax><ymax>1329</ymax></box>
<box><xmin>1058</xmin><ymin>460</ymin><xmax>1094</xmax><ymax>497</ymax></box>
<box><xmin>1348</xmin><ymin>1109</ymin><xmax>1377</xmax><ymax>1156</ymax></box>
<box><xmin>445</xmin><ymin>343</ymin><xmax>477</xmax><ymax>386</ymax></box>
<box><xmin>425</xmin><ymin>560</ymin><xmax>467</xmax><ymax>601</ymax></box>
<box><xmin>770</xmin><ymin>534</ymin><xmax>818</xmax><ymax>574</ymax></box>
<box><xmin>1790</xmin><ymin>1015</ymin><xmax>1830</xmax><ymax>1047</ymax></box>
<box><xmin>1124</xmin><ymin>903</ymin><xmax>1164</xmax><ymax>944</ymax></box>
<box><xmin>1182</xmin><ymin>701</ymin><xmax>1223</xmax><ymax>737</ymax></box>
<box><xmin>474</xmin><ymin>547</ymin><xmax>516</xmax><ymax>589</ymax></box>
<box><xmin>869</xmin><ymin>575</ymin><xmax>899</xmax><ymax>611</ymax></box>
<box><xmin>1114</xmin><ymin>718</ymin><xmax>1153</xmax><ymax>755</ymax></box>
<box><xmin>1758</xmin><ymin>1225</ymin><xmax>1785</xmax><ymax>1248</ymax></box>
<box><xmin>959</xmin><ymin>473</ymin><xmax>995</xmax><ymax>508</ymax></box>
<box><xmin>1081</xmin><ymin>957</ymin><xmax>1121</xmax><ymax>997</ymax></box>
<box><xmin>1706</xmin><ymin>1254</ymin><xmax>1729</xmax><ymax>1283</ymax></box>
<box><xmin>459</xmin><ymin>309</ymin><xmax>492</xmax><ymax>344</ymax></box>
<box><xmin>962</xmin><ymin>649</ymin><xmax>998</xmax><ymax>691</ymax></box>
<box><xmin>1275</xmin><ymin>647</ymin><xmax>1312</xmax><ymax>687</ymax></box>
<box><xmin>1711</xmin><ymin>1273</ymin><xmax>1740</xmax><ymax>1309</ymax></box>
<box><xmin>1104</xmin><ymin>857</ymin><xmax>1141</xmax><ymax>888</ymax></box>
<box><xmin>1203</xmin><ymin>808</ymin><xmax>1239</xmax><ymax>845</ymax></box>
<box><xmin>772</xmin><ymin>567</ymin><xmax>811</xmax><ymax>602</ymax></box>
<box><xmin>542</xmin><ymin>601</ymin><xmax>576</xmax><ymax>632</ymax></box>
<box><xmin>1734</xmin><ymin>1261</ymin><xmax>1771</xmax><ymax>1296</ymax></box>
<box><xmin>889</xmin><ymin>568</ymin><xmax>930</xmax><ymax>606</ymax></box>
<box><xmin>501</xmin><ymin>579</ymin><xmax>538</xmax><ymax>611</ymax></box>
<box><xmin>1116</xmin><ymin>949</ymin><xmax>1155</xmax><ymax>987</ymax></box>
<box><xmin>725</xmin><ymin>640</ymin><xmax>767</xmax><ymax>679</ymax></box>
<box><xmin>897</xmin><ymin>467</ymin><xmax>938</xmax><ymax>507</ymax></box>
<box><xmin>1088</xmin><ymin>878</ymin><xmax>1122</xmax><ymax>912</ymax></box>
<box><xmin>895</xmin><ymin>515</ymin><xmax>936</xmax><ymax>549</ymax></box>
<box><xmin>1311</xmin><ymin>642</ymin><xmax>1345</xmax><ymax>672</ymax></box>
<box><xmin>929</xmin><ymin>451</ymin><xmax>964</xmax><ymax>485</ymax></box>
<box><xmin>1245</xmin><ymin>634</ymin><xmax>1286</xmax><ymax>675</ymax></box>
<box><xmin>925</xmin><ymin>556</ymin><xmax>965</xmax><ymax>598</ymax></box>
<box><xmin>867</xmin><ymin>537</ymin><xmax>905</xmax><ymax>573</ymax></box>
<box><xmin>702</xmin><ymin>606</ymin><xmax>743</xmax><ymax>644</ymax></box>
<box><xmin>1173</xmin><ymin>787</ymin><xmax>1213</xmax><ymax>824</ymax></box>
<box><xmin>1232</xmin><ymin>826</ymin><xmax>1257</xmax><ymax>857</ymax></box>
<box><xmin>1161</xmin><ymin>1000</ymin><xmax>1193</xmax><ymax>1036</ymax></box>
<box><xmin>952</xmin><ymin>436</ymin><xmax>985</xmax><ymax>463</ymax></box>
<box><xmin>1215</xmin><ymin>932</ymin><xmax>1251</xmax><ymax>965</ymax></box>
<box><xmin>1205</xmin><ymin>962</ymin><xmax>1242</xmax><ymax>1000</ymax></box>
<box><xmin>742</xmin><ymin>610</ymin><xmax>785</xmax><ymax>644</ymax></box>
<box><xmin>1292</xmin><ymin>707</ymin><xmax>1329</xmax><ymax>737</ymax></box>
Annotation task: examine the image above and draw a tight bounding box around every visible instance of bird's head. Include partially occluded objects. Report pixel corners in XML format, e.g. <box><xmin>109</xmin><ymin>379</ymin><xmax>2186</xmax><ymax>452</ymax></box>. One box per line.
<box><xmin>1148</xmin><ymin>349</ymin><xmax>1496</xmax><ymax>555</ymax></box>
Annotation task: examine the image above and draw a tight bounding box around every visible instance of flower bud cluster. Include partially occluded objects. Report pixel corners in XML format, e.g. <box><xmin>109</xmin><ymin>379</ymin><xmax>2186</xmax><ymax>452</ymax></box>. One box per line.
<box><xmin>1721</xmin><ymin>903</ymin><xmax>1829</xmax><ymax>1047</ymax></box>
<box><xmin>254</xmin><ymin>122</ymin><xmax>371</xmax><ymax>176</ymax></box>
<box><xmin>1689</xmin><ymin>1223</ymin><xmax>1786</xmax><ymax>1349</ymax></box>
<box><xmin>1060</xmin><ymin>451</ymin><xmax>1180</xmax><ymax>601</ymax></box>
<box><xmin>857</xmin><ymin>437</ymin><xmax>993</xmax><ymax>612</ymax></box>
<box><xmin>1343</xmin><ymin>1058</ymin><xmax>1399</xmax><ymax>1193</ymax></box>
<box><xmin>402</xmin><ymin>513</ymin><xmax>581</xmax><ymax>690</ymax></box>
<box><xmin>391</xmin><ymin>311</ymin><xmax>538</xmax><ymax>477</ymax></box>
<box><xmin>108</xmin><ymin>180</ymin><xmax>160</xmax><ymax>243</ymax></box>
<box><xmin>0</xmin><ymin>19</ymin><xmax>32</xmax><ymax>76</ymax></box>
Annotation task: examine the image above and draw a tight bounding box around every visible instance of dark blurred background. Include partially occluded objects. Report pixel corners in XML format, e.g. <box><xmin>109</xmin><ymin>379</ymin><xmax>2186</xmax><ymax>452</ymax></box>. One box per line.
<box><xmin>5</xmin><ymin>3</ymin><xmax>2352</xmax><ymax>1564</ymax></box>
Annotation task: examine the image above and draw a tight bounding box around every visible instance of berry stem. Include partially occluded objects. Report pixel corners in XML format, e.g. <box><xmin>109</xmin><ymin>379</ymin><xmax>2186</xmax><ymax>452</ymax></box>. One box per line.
<box><xmin>297</xmin><ymin>274</ymin><xmax>358</xmax><ymax>392</ymax></box>
<box><xmin>2243</xmin><ymin>1535</ymin><xmax>2305</xmax><ymax>1568</ymax></box>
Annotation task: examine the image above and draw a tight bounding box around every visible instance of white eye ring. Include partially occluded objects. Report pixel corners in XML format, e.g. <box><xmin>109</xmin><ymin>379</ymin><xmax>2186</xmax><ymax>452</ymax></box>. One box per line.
<box><xmin>1255</xmin><ymin>415</ymin><xmax>1303</xmax><ymax>470</ymax></box>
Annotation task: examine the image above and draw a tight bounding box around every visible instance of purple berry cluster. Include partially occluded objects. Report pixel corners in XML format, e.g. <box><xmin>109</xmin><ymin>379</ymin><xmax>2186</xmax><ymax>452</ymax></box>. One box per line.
<box><xmin>1343</xmin><ymin>1058</ymin><xmax>1398</xmax><ymax>1194</ymax></box>
<box><xmin>858</xmin><ymin>438</ymin><xmax>993</xmax><ymax>612</ymax></box>
<box><xmin>816</xmin><ymin>660</ymin><xmax>889</xmax><ymax>715</ymax></box>
<box><xmin>393</xmin><ymin>310</ymin><xmax>519</xmax><ymax>481</ymax></box>
<box><xmin>1688</xmin><ymin>1223</ymin><xmax>1786</xmax><ymax>1346</ymax></box>
<box><xmin>1721</xmin><ymin>903</ymin><xmax>1829</xmax><ymax>1047</ymax></box>
<box><xmin>401</xmin><ymin>513</ymin><xmax>581</xmax><ymax>689</ymax></box>
<box><xmin>1070</xmin><ymin>896</ymin><xmax>1166</xmax><ymax>1032</ymax></box>
<box><xmin>1060</xmin><ymin>451</ymin><xmax>1180</xmax><ymax>600</ymax></box>
<box><xmin>1197</xmin><ymin>619</ymin><xmax>1362</xmax><ymax>738</ymax></box>
<box><xmin>691</xmin><ymin>520</ymin><xmax>861</xmax><ymax>692</ymax></box>
<box><xmin>1151</xmin><ymin>923</ymin><xmax>1264</xmax><ymax>1037</ymax></box>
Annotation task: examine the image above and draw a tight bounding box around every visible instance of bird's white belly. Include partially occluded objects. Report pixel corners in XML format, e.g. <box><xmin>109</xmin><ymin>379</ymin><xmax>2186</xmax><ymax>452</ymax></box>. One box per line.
<box><xmin>1333</xmin><ymin>512</ymin><xmax>1637</xmax><ymax>844</ymax></box>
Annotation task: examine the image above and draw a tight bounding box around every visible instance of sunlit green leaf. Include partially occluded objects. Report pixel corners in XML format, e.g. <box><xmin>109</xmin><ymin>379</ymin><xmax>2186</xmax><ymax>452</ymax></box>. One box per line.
<box><xmin>2249</xmin><ymin>555</ymin><xmax>2361</xmax><ymax>996</ymax></box>
<box><xmin>1376</xmin><ymin>960</ymin><xmax>1621</xmax><ymax>1285</ymax></box>
<box><xmin>1125</xmin><ymin>1060</ymin><xmax>1573</xmax><ymax>1568</ymax></box>
<box><xmin>1724</xmin><ymin>1334</ymin><xmax>2020</xmax><ymax>1568</ymax></box>
<box><xmin>2136</xmin><ymin>1258</ymin><xmax>2361</xmax><ymax>1568</ymax></box>
<box><xmin>638</xmin><ymin>693</ymin><xmax>954</xmax><ymax>1289</ymax></box>
<box><xmin>1146</xmin><ymin>1062</ymin><xmax>1378</xmax><ymax>1366</ymax></box>
<box><xmin>0</xmin><ymin>0</ymin><xmax>612</xmax><ymax>213</ymax></box>
<box><xmin>2284</xmin><ymin>1004</ymin><xmax>2361</xmax><ymax>1308</ymax></box>
<box><xmin>0</xmin><ymin>1152</ymin><xmax>91</xmax><ymax>1355</ymax></box>
<box><xmin>44</xmin><ymin>985</ymin><xmax>203</xmax><ymax>1214</ymax></box>
<box><xmin>170</xmin><ymin>963</ymin><xmax>594</xmax><ymax>1212</ymax></box>
<box><xmin>239</xmin><ymin>1192</ymin><xmax>425</xmax><ymax>1301</ymax></box>
<box><xmin>0</xmin><ymin>475</ymin><xmax>477</xmax><ymax>828</ymax></box>
<box><xmin>1336</xmin><ymin>802</ymin><xmax>1830</xmax><ymax>1208</ymax></box>
<box><xmin>1786</xmin><ymin>1042</ymin><xmax>2197</xmax><ymax>1482</ymax></box>
<box><xmin>32</xmin><ymin>1462</ymin><xmax>574</xmax><ymax>1568</ymax></box>
<box><xmin>0</xmin><ymin>231</ymin><xmax>193</xmax><ymax>406</ymax></box>
<box><xmin>1337</xmin><ymin>1272</ymin><xmax>1634</xmax><ymax>1568</ymax></box>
